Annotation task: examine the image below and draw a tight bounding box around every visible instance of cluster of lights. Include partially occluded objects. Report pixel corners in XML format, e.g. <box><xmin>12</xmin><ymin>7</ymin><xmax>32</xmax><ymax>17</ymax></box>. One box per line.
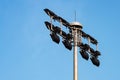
<box><xmin>78</xmin><ymin>43</ymin><xmax>101</xmax><ymax>66</ymax></box>
<box><xmin>45</xmin><ymin>21</ymin><xmax>72</xmax><ymax>50</ymax></box>
<box><xmin>44</xmin><ymin>8</ymin><xmax>101</xmax><ymax>67</ymax></box>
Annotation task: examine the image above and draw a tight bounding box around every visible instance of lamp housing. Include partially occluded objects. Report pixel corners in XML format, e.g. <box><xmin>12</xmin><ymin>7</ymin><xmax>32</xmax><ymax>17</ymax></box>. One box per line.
<box><xmin>50</xmin><ymin>33</ymin><xmax>60</xmax><ymax>44</ymax></box>
<box><xmin>90</xmin><ymin>56</ymin><xmax>100</xmax><ymax>67</ymax></box>
<box><xmin>62</xmin><ymin>40</ymin><xmax>72</xmax><ymax>50</ymax></box>
<box><xmin>80</xmin><ymin>50</ymin><xmax>89</xmax><ymax>60</ymax></box>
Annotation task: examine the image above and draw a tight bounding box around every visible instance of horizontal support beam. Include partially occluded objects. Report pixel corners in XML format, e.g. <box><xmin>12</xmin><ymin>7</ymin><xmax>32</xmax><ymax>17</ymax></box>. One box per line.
<box><xmin>79</xmin><ymin>30</ymin><xmax>98</xmax><ymax>45</ymax></box>
<box><xmin>44</xmin><ymin>8</ymin><xmax>71</xmax><ymax>28</ymax></box>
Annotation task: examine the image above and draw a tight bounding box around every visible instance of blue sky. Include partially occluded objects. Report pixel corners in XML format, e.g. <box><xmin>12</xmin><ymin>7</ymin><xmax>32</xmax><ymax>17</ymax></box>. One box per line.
<box><xmin>0</xmin><ymin>0</ymin><xmax>120</xmax><ymax>80</ymax></box>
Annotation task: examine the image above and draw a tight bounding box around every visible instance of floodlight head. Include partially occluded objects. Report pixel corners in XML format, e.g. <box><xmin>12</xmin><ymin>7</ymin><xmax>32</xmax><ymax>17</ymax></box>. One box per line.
<box><xmin>50</xmin><ymin>33</ymin><xmax>60</xmax><ymax>44</ymax></box>
<box><xmin>90</xmin><ymin>47</ymin><xmax>95</xmax><ymax>54</ymax></box>
<box><xmin>70</xmin><ymin>22</ymin><xmax>83</xmax><ymax>29</ymax></box>
<box><xmin>78</xmin><ymin>43</ymin><xmax>90</xmax><ymax>51</ymax></box>
<box><xmin>62</xmin><ymin>40</ymin><xmax>72</xmax><ymax>50</ymax></box>
<box><xmin>95</xmin><ymin>51</ymin><xmax>101</xmax><ymax>55</ymax></box>
<box><xmin>53</xmin><ymin>26</ymin><xmax>61</xmax><ymax>33</ymax></box>
<box><xmin>66</xmin><ymin>33</ymin><xmax>72</xmax><ymax>40</ymax></box>
<box><xmin>44</xmin><ymin>21</ymin><xmax>54</xmax><ymax>30</ymax></box>
<box><xmin>90</xmin><ymin>56</ymin><xmax>100</xmax><ymax>67</ymax></box>
<box><xmin>80</xmin><ymin>50</ymin><xmax>89</xmax><ymax>60</ymax></box>
<box><xmin>78</xmin><ymin>43</ymin><xmax>84</xmax><ymax>49</ymax></box>
<box><xmin>44</xmin><ymin>8</ymin><xmax>58</xmax><ymax>19</ymax></box>
<box><xmin>93</xmin><ymin>51</ymin><xmax>101</xmax><ymax>57</ymax></box>
<box><xmin>84</xmin><ymin>44</ymin><xmax>90</xmax><ymax>51</ymax></box>
<box><xmin>61</xmin><ymin>31</ymin><xmax>67</xmax><ymax>38</ymax></box>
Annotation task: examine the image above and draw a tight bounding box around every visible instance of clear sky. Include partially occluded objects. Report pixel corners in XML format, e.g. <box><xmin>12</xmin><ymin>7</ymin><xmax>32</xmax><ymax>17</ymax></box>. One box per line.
<box><xmin>0</xmin><ymin>0</ymin><xmax>120</xmax><ymax>80</ymax></box>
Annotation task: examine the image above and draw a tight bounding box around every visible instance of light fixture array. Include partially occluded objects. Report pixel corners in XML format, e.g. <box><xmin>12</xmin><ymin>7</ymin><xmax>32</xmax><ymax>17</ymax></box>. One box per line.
<box><xmin>44</xmin><ymin>8</ymin><xmax>101</xmax><ymax>67</ymax></box>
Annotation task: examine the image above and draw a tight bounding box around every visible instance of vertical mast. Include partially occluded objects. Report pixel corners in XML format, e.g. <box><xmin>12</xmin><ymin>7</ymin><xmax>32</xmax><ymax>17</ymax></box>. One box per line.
<box><xmin>73</xmin><ymin>29</ymin><xmax>78</xmax><ymax>80</ymax></box>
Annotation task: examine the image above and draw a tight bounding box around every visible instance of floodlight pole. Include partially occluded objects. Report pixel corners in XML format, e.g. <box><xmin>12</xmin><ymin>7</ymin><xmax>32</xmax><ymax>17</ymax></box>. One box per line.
<box><xmin>73</xmin><ymin>29</ymin><xmax>78</xmax><ymax>80</ymax></box>
<box><xmin>44</xmin><ymin>8</ymin><xmax>101</xmax><ymax>80</ymax></box>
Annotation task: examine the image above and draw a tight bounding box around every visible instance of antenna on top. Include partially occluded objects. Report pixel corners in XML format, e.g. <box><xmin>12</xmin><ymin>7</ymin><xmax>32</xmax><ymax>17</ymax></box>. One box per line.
<box><xmin>75</xmin><ymin>10</ymin><xmax>76</xmax><ymax>21</ymax></box>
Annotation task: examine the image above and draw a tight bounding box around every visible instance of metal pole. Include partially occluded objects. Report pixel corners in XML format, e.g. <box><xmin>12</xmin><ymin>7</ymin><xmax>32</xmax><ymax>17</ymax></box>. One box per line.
<box><xmin>73</xmin><ymin>29</ymin><xmax>78</xmax><ymax>80</ymax></box>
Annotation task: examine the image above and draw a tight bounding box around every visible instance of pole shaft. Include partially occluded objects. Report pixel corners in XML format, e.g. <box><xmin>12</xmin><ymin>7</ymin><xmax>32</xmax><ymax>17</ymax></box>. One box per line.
<box><xmin>73</xmin><ymin>29</ymin><xmax>78</xmax><ymax>80</ymax></box>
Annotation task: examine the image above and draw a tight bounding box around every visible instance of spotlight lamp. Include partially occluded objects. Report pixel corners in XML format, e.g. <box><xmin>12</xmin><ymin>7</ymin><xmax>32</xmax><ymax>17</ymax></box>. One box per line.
<box><xmin>45</xmin><ymin>21</ymin><xmax>54</xmax><ymax>30</ymax></box>
<box><xmin>93</xmin><ymin>50</ymin><xmax>101</xmax><ymax>57</ymax></box>
<box><xmin>53</xmin><ymin>26</ymin><xmax>61</xmax><ymax>33</ymax></box>
<box><xmin>78</xmin><ymin>43</ymin><xmax>84</xmax><ymax>49</ymax></box>
<box><xmin>89</xmin><ymin>47</ymin><xmax>95</xmax><ymax>54</ymax></box>
<box><xmin>62</xmin><ymin>40</ymin><xmax>72</xmax><ymax>50</ymax></box>
<box><xmin>66</xmin><ymin>33</ymin><xmax>72</xmax><ymax>40</ymax></box>
<box><xmin>50</xmin><ymin>32</ymin><xmax>60</xmax><ymax>44</ymax></box>
<box><xmin>95</xmin><ymin>50</ymin><xmax>101</xmax><ymax>56</ymax></box>
<box><xmin>78</xmin><ymin>43</ymin><xmax>90</xmax><ymax>52</ymax></box>
<box><xmin>80</xmin><ymin>50</ymin><xmax>89</xmax><ymax>60</ymax></box>
<box><xmin>61</xmin><ymin>30</ymin><xmax>67</xmax><ymax>38</ymax></box>
<box><xmin>90</xmin><ymin>56</ymin><xmax>100</xmax><ymax>67</ymax></box>
<box><xmin>83</xmin><ymin>44</ymin><xmax>90</xmax><ymax>51</ymax></box>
